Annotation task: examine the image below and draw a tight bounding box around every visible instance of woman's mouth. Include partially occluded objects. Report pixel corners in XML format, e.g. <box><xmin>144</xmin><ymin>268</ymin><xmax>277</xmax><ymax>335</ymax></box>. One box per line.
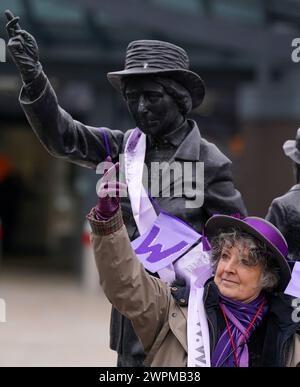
<box><xmin>221</xmin><ymin>278</ymin><xmax>239</xmax><ymax>285</ymax></box>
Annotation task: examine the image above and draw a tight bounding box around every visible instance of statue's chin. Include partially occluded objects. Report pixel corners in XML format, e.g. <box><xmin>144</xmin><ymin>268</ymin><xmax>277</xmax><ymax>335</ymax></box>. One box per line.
<box><xmin>139</xmin><ymin>126</ymin><xmax>161</xmax><ymax>136</ymax></box>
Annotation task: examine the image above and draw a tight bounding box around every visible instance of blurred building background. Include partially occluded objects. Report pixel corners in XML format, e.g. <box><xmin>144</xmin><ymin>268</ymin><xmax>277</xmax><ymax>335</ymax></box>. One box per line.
<box><xmin>0</xmin><ymin>0</ymin><xmax>299</xmax><ymax>366</ymax></box>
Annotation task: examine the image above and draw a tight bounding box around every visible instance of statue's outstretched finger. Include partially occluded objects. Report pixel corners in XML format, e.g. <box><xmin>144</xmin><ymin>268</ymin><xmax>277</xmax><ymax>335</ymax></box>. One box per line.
<box><xmin>5</xmin><ymin>10</ymin><xmax>21</xmax><ymax>37</ymax></box>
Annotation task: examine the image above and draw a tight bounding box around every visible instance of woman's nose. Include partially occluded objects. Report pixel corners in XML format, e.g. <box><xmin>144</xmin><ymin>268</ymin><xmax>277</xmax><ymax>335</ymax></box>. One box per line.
<box><xmin>224</xmin><ymin>258</ymin><xmax>238</xmax><ymax>273</ymax></box>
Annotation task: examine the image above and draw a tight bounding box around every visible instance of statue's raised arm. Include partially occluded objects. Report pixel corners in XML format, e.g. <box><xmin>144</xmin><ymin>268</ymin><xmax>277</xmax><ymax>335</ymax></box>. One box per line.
<box><xmin>4</xmin><ymin>9</ymin><xmax>125</xmax><ymax>168</ymax></box>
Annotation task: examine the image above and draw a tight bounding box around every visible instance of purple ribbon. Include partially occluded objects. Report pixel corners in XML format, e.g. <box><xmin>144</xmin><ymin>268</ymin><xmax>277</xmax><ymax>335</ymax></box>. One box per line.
<box><xmin>200</xmin><ymin>228</ymin><xmax>211</xmax><ymax>252</ymax></box>
<box><xmin>99</xmin><ymin>127</ymin><xmax>111</xmax><ymax>157</ymax></box>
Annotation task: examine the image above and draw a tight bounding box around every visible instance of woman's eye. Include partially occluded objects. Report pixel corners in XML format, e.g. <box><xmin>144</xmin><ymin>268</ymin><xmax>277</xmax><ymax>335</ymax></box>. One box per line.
<box><xmin>241</xmin><ymin>259</ymin><xmax>251</xmax><ymax>266</ymax></box>
<box><xmin>221</xmin><ymin>253</ymin><xmax>230</xmax><ymax>261</ymax></box>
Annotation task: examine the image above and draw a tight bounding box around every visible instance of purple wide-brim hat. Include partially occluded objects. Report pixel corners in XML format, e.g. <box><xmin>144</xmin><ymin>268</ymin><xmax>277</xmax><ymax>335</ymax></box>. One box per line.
<box><xmin>205</xmin><ymin>215</ymin><xmax>291</xmax><ymax>292</ymax></box>
<box><xmin>283</xmin><ymin>128</ymin><xmax>300</xmax><ymax>164</ymax></box>
<box><xmin>107</xmin><ymin>40</ymin><xmax>205</xmax><ymax>110</ymax></box>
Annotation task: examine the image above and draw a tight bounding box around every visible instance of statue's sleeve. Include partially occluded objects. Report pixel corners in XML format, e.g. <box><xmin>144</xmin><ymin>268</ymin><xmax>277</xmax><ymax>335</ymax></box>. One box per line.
<box><xmin>18</xmin><ymin>72</ymin><xmax>124</xmax><ymax>169</ymax></box>
<box><xmin>265</xmin><ymin>199</ymin><xmax>286</xmax><ymax>231</ymax></box>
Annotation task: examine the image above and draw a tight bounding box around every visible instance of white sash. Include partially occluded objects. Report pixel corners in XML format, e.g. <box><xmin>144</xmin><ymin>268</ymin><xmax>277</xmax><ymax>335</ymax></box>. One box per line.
<box><xmin>188</xmin><ymin>262</ymin><xmax>212</xmax><ymax>367</ymax></box>
<box><xmin>124</xmin><ymin>128</ymin><xmax>175</xmax><ymax>283</ymax></box>
<box><xmin>124</xmin><ymin>128</ymin><xmax>157</xmax><ymax>235</ymax></box>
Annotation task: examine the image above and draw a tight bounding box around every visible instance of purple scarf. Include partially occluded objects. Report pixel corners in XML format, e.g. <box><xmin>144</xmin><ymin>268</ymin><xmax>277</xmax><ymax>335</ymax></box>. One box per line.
<box><xmin>211</xmin><ymin>292</ymin><xmax>268</xmax><ymax>367</ymax></box>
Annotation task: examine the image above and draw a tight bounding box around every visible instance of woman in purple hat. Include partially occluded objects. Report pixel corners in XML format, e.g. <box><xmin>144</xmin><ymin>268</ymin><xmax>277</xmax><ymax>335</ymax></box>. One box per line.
<box><xmin>86</xmin><ymin>163</ymin><xmax>300</xmax><ymax>367</ymax></box>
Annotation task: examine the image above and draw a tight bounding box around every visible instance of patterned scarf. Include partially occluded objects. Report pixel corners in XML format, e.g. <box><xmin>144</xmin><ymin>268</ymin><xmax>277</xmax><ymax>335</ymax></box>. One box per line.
<box><xmin>211</xmin><ymin>292</ymin><xmax>268</xmax><ymax>367</ymax></box>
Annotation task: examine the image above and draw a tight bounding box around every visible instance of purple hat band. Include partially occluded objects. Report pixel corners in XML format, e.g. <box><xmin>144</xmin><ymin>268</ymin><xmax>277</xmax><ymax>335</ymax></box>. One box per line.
<box><xmin>243</xmin><ymin>218</ymin><xmax>288</xmax><ymax>258</ymax></box>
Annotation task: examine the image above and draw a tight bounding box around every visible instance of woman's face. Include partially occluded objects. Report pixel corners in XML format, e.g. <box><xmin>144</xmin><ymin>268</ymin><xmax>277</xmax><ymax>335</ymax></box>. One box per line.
<box><xmin>214</xmin><ymin>244</ymin><xmax>264</xmax><ymax>303</ymax></box>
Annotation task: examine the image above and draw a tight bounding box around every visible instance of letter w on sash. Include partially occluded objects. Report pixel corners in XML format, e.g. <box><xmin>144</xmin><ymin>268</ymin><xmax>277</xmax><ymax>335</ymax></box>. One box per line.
<box><xmin>134</xmin><ymin>225</ymin><xmax>188</xmax><ymax>263</ymax></box>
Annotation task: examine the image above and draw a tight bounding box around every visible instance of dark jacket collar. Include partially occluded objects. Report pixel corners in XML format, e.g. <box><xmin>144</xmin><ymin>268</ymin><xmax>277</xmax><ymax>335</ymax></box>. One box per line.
<box><xmin>146</xmin><ymin>119</ymin><xmax>201</xmax><ymax>161</ymax></box>
<box><xmin>163</xmin><ymin>120</ymin><xmax>191</xmax><ymax>147</ymax></box>
<box><xmin>203</xmin><ymin>278</ymin><xmax>220</xmax><ymax>310</ymax></box>
<box><xmin>146</xmin><ymin>120</ymin><xmax>190</xmax><ymax>149</ymax></box>
<box><xmin>173</xmin><ymin>119</ymin><xmax>201</xmax><ymax>161</ymax></box>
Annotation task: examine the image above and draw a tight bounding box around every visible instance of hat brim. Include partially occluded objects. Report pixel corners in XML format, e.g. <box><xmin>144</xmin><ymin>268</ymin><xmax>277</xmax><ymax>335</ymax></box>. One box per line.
<box><xmin>283</xmin><ymin>140</ymin><xmax>300</xmax><ymax>164</ymax></box>
<box><xmin>107</xmin><ymin>68</ymin><xmax>205</xmax><ymax>110</ymax></box>
<box><xmin>205</xmin><ymin>215</ymin><xmax>291</xmax><ymax>292</ymax></box>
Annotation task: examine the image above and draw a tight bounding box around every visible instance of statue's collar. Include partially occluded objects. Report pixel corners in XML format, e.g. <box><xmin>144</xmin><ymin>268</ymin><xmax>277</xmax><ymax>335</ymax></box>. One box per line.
<box><xmin>173</xmin><ymin>119</ymin><xmax>201</xmax><ymax>161</ymax></box>
<box><xmin>163</xmin><ymin>119</ymin><xmax>191</xmax><ymax>147</ymax></box>
<box><xmin>147</xmin><ymin>120</ymin><xmax>190</xmax><ymax>149</ymax></box>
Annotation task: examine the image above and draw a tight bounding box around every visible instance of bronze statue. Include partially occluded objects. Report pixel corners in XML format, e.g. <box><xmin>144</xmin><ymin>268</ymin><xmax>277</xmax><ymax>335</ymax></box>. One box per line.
<box><xmin>266</xmin><ymin>128</ymin><xmax>300</xmax><ymax>261</ymax></box>
<box><xmin>5</xmin><ymin>10</ymin><xmax>247</xmax><ymax>366</ymax></box>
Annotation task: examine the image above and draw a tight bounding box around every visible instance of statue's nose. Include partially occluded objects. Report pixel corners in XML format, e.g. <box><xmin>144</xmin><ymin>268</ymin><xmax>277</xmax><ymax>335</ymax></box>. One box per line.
<box><xmin>137</xmin><ymin>95</ymin><xmax>147</xmax><ymax>114</ymax></box>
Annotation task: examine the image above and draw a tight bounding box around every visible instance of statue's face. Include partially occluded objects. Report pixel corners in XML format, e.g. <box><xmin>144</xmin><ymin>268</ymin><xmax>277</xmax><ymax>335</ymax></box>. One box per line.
<box><xmin>125</xmin><ymin>77</ymin><xmax>183</xmax><ymax>136</ymax></box>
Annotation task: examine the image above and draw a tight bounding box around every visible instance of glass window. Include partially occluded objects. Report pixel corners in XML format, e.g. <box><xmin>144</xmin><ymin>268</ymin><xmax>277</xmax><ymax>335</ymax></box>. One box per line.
<box><xmin>0</xmin><ymin>0</ymin><xmax>25</xmax><ymax>16</ymax></box>
<box><xmin>152</xmin><ymin>0</ymin><xmax>204</xmax><ymax>14</ymax></box>
<box><xmin>213</xmin><ymin>0</ymin><xmax>264</xmax><ymax>25</ymax></box>
<box><xmin>31</xmin><ymin>0</ymin><xmax>83</xmax><ymax>23</ymax></box>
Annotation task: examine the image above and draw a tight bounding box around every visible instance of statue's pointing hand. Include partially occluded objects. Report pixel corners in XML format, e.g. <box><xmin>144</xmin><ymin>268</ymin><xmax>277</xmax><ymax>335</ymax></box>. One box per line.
<box><xmin>5</xmin><ymin>9</ymin><xmax>21</xmax><ymax>37</ymax></box>
<box><xmin>5</xmin><ymin>9</ymin><xmax>42</xmax><ymax>84</ymax></box>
